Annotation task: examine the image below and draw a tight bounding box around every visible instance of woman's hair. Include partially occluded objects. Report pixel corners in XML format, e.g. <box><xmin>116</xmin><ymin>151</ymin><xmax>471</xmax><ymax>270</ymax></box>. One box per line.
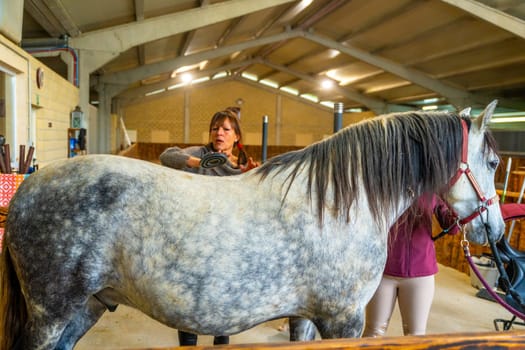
<box><xmin>225</xmin><ymin>106</ymin><xmax>241</xmax><ymax>119</ymax></box>
<box><xmin>208</xmin><ymin>109</ymin><xmax>248</xmax><ymax>166</ymax></box>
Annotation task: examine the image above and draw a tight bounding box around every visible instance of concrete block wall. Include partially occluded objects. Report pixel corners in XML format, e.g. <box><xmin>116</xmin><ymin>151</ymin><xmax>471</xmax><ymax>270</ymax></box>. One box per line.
<box><xmin>0</xmin><ymin>33</ymin><xmax>79</xmax><ymax>169</ymax></box>
<box><xmin>32</xmin><ymin>67</ymin><xmax>80</xmax><ymax>166</ymax></box>
<box><xmin>122</xmin><ymin>79</ymin><xmax>375</xmax><ymax>148</ymax></box>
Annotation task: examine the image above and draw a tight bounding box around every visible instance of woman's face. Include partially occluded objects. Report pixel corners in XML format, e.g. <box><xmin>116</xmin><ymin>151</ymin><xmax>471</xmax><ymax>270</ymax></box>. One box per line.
<box><xmin>210</xmin><ymin>118</ymin><xmax>238</xmax><ymax>154</ymax></box>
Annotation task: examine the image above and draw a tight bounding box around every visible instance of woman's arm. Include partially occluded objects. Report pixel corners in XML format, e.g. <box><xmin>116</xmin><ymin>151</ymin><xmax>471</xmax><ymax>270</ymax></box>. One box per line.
<box><xmin>434</xmin><ymin>197</ymin><xmax>459</xmax><ymax>235</ymax></box>
<box><xmin>160</xmin><ymin>146</ymin><xmax>204</xmax><ymax>170</ymax></box>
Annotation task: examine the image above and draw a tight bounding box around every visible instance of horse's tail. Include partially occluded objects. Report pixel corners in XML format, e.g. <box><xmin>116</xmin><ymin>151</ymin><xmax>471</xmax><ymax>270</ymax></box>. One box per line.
<box><xmin>0</xmin><ymin>243</ymin><xmax>27</xmax><ymax>350</ymax></box>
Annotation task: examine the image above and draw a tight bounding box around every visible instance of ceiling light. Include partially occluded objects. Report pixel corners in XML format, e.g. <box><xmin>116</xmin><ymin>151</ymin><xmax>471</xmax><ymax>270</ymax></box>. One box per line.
<box><xmin>145</xmin><ymin>88</ymin><xmax>165</xmax><ymax>96</ymax></box>
<box><xmin>260</xmin><ymin>79</ymin><xmax>279</xmax><ymax>88</ymax></box>
<box><xmin>326</xmin><ymin>69</ymin><xmax>338</xmax><ymax>80</ymax></box>
<box><xmin>300</xmin><ymin>93</ymin><xmax>319</xmax><ymax>103</ymax></box>
<box><xmin>241</xmin><ymin>72</ymin><xmax>258</xmax><ymax>81</ymax></box>
<box><xmin>212</xmin><ymin>71</ymin><xmax>228</xmax><ymax>80</ymax></box>
<box><xmin>491</xmin><ymin>116</ymin><xmax>525</xmax><ymax>123</ymax></box>
<box><xmin>278</xmin><ymin>0</ymin><xmax>314</xmax><ymax>23</ymax></box>
<box><xmin>321</xmin><ymin>79</ymin><xmax>334</xmax><ymax>89</ymax></box>
<box><xmin>172</xmin><ymin>63</ymin><xmax>202</xmax><ymax>78</ymax></box>
<box><xmin>280</xmin><ymin>86</ymin><xmax>299</xmax><ymax>95</ymax></box>
<box><xmin>181</xmin><ymin>73</ymin><xmax>192</xmax><ymax>83</ymax></box>
<box><xmin>192</xmin><ymin>76</ymin><xmax>210</xmax><ymax>84</ymax></box>
<box><xmin>328</xmin><ymin>49</ymin><xmax>340</xmax><ymax>58</ymax></box>
<box><xmin>320</xmin><ymin>101</ymin><xmax>335</xmax><ymax>108</ymax></box>
<box><xmin>199</xmin><ymin>60</ymin><xmax>209</xmax><ymax>70</ymax></box>
<box><xmin>167</xmin><ymin>83</ymin><xmax>185</xmax><ymax>90</ymax></box>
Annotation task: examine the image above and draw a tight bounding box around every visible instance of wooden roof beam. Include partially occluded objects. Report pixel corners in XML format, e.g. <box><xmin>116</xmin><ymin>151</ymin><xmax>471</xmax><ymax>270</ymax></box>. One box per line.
<box><xmin>441</xmin><ymin>0</ymin><xmax>525</xmax><ymax>39</ymax></box>
<box><xmin>70</xmin><ymin>0</ymin><xmax>295</xmax><ymax>52</ymax></box>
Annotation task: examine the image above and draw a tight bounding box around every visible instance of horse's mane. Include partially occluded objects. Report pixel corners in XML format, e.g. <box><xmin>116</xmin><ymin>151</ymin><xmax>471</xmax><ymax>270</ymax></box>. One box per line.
<box><xmin>256</xmin><ymin>111</ymin><xmax>495</xmax><ymax>224</ymax></box>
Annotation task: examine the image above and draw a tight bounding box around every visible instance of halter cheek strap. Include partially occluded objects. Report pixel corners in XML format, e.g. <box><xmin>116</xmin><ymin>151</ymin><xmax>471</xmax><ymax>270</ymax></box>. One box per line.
<box><xmin>457</xmin><ymin>195</ymin><xmax>499</xmax><ymax>226</ymax></box>
<box><xmin>446</xmin><ymin>119</ymin><xmax>499</xmax><ymax>227</ymax></box>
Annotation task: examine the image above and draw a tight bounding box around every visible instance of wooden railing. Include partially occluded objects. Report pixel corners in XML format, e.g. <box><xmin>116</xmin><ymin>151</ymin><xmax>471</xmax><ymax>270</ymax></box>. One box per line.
<box><xmin>133</xmin><ymin>331</ymin><xmax>525</xmax><ymax>349</ymax></box>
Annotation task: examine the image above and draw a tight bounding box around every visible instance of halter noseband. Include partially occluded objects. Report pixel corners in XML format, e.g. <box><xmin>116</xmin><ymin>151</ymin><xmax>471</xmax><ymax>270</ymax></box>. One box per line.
<box><xmin>447</xmin><ymin>119</ymin><xmax>499</xmax><ymax>227</ymax></box>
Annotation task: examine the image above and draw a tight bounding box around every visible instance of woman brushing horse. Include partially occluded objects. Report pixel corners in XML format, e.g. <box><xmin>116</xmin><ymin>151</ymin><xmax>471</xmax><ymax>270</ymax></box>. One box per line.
<box><xmin>0</xmin><ymin>102</ymin><xmax>504</xmax><ymax>349</ymax></box>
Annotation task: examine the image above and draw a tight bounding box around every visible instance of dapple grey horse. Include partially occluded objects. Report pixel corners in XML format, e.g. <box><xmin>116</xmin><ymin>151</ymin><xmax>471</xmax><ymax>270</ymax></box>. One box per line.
<box><xmin>1</xmin><ymin>102</ymin><xmax>504</xmax><ymax>349</ymax></box>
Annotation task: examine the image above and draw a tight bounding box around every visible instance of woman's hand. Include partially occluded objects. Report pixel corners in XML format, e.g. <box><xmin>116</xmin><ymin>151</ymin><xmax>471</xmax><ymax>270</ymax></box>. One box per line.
<box><xmin>240</xmin><ymin>157</ymin><xmax>259</xmax><ymax>172</ymax></box>
<box><xmin>187</xmin><ymin>156</ymin><xmax>202</xmax><ymax>168</ymax></box>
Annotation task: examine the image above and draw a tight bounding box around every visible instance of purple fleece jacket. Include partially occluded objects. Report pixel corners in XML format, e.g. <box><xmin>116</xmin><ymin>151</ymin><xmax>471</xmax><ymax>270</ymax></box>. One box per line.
<box><xmin>384</xmin><ymin>195</ymin><xmax>459</xmax><ymax>278</ymax></box>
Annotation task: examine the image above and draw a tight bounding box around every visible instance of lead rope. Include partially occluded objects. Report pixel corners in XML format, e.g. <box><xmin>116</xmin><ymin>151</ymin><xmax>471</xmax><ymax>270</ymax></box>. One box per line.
<box><xmin>464</xmin><ymin>242</ymin><xmax>525</xmax><ymax>320</ymax></box>
<box><xmin>462</xmin><ymin>206</ymin><xmax>525</xmax><ymax>320</ymax></box>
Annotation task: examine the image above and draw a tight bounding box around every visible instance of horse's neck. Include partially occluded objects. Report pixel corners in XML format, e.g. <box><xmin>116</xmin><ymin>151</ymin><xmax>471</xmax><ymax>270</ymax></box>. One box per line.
<box><xmin>252</xmin><ymin>164</ymin><xmax>415</xmax><ymax>232</ymax></box>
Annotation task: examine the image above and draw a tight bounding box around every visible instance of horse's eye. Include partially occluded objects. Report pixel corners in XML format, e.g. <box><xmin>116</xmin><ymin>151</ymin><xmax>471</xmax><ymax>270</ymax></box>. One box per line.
<box><xmin>488</xmin><ymin>159</ymin><xmax>499</xmax><ymax>170</ymax></box>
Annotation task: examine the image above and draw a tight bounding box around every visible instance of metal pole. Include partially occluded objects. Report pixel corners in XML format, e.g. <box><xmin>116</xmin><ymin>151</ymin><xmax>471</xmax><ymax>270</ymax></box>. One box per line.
<box><xmin>508</xmin><ymin>177</ymin><xmax>525</xmax><ymax>240</ymax></box>
<box><xmin>501</xmin><ymin>157</ymin><xmax>512</xmax><ymax>204</ymax></box>
<box><xmin>333</xmin><ymin>102</ymin><xmax>343</xmax><ymax>133</ymax></box>
<box><xmin>262</xmin><ymin>115</ymin><xmax>269</xmax><ymax>163</ymax></box>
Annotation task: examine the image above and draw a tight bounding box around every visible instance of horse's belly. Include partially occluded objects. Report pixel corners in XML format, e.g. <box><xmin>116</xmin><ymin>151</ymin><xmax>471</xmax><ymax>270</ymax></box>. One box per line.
<box><xmin>117</xmin><ymin>233</ymin><xmax>308</xmax><ymax>334</ymax></box>
<box><xmin>126</xmin><ymin>273</ymin><xmax>292</xmax><ymax>334</ymax></box>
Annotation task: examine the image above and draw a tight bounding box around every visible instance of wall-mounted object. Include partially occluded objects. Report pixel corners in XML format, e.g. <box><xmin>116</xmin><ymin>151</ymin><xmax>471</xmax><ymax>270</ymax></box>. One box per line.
<box><xmin>71</xmin><ymin>106</ymin><xmax>83</xmax><ymax>128</ymax></box>
<box><xmin>36</xmin><ymin>68</ymin><xmax>44</xmax><ymax>89</ymax></box>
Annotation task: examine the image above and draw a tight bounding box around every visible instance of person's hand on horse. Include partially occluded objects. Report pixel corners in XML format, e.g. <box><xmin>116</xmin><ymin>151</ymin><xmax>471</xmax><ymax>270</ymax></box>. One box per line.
<box><xmin>240</xmin><ymin>157</ymin><xmax>259</xmax><ymax>173</ymax></box>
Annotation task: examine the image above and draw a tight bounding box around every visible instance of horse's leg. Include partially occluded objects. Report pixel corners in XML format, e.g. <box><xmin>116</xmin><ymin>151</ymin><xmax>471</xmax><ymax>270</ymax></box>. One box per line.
<box><xmin>13</xmin><ymin>289</ymin><xmax>105</xmax><ymax>350</ymax></box>
<box><xmin>314</xmin><ymin>309</ymin><xmax>365</xmax><ymax>339</ymax></box>
<box><xmin>17</xmin><ymin>297</ymin><xmax>105</xmax><ymax>350</ymax></box>
<box><xmin>16</xmin><ymin>316</ymin><xmax>68</xmax><ymax>350</ymax></box>
<box><xmin>289</xmin><ymin>317</ymin><xmax>317</xmax><ymax>341</ymax></box>
<box><xmin>54</xmin><ymin>296</ymin><xmax>107</xmax><ymax>349</ymax></box>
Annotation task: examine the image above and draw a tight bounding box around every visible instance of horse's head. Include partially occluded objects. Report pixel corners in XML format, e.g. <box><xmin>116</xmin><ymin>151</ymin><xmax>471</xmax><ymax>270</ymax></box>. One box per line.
<box><xmin>443</xmin><ymin>100</ymin><xmax>505</xmax><ymax>245</ymax></box>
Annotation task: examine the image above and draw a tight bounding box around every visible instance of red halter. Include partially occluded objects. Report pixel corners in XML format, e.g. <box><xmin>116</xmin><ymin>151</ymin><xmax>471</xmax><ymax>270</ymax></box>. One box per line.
<box><xmin>447</xmin><ymin>119</ymin><xmax>499</xmax><ymax>226</ymax></box>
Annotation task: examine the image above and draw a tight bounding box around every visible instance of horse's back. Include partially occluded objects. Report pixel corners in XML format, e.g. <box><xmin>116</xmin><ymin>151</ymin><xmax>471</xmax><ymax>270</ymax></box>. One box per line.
<box><xmin>6</xmin><ymin>157</ymin><xmax>161</xmax><ymax>273</ymax></box>
<box><xmin>8</xmin><ymin>155</ymin><xmax>156</xmax><ymax>224</ymax></box>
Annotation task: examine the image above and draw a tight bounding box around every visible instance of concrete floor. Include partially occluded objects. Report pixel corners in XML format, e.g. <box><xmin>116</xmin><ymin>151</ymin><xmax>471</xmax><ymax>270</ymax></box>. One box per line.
<box><xmin>75</xmin><ymin>264</ymin><xmax>515</xmax><ymax>349</ymax></box>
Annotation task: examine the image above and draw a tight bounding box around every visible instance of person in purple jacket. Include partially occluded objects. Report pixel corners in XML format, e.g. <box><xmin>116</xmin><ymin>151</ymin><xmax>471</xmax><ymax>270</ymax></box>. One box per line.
<box><xmin>362</xmin><ymin>194</ymin><xmax>459</xmax><ymax>337</ymax></box>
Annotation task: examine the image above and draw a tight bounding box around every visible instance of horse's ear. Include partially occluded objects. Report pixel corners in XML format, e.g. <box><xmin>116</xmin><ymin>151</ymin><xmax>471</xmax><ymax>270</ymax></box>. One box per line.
<box><xmin>459</xmin><ymin>107</ymin><xmax>471</xmax><ymax>117</ymax></box>
<box><xmin>475</xmin><ymin>100</ymin><xmax>498</xmax><ymax>131</ymax></box>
